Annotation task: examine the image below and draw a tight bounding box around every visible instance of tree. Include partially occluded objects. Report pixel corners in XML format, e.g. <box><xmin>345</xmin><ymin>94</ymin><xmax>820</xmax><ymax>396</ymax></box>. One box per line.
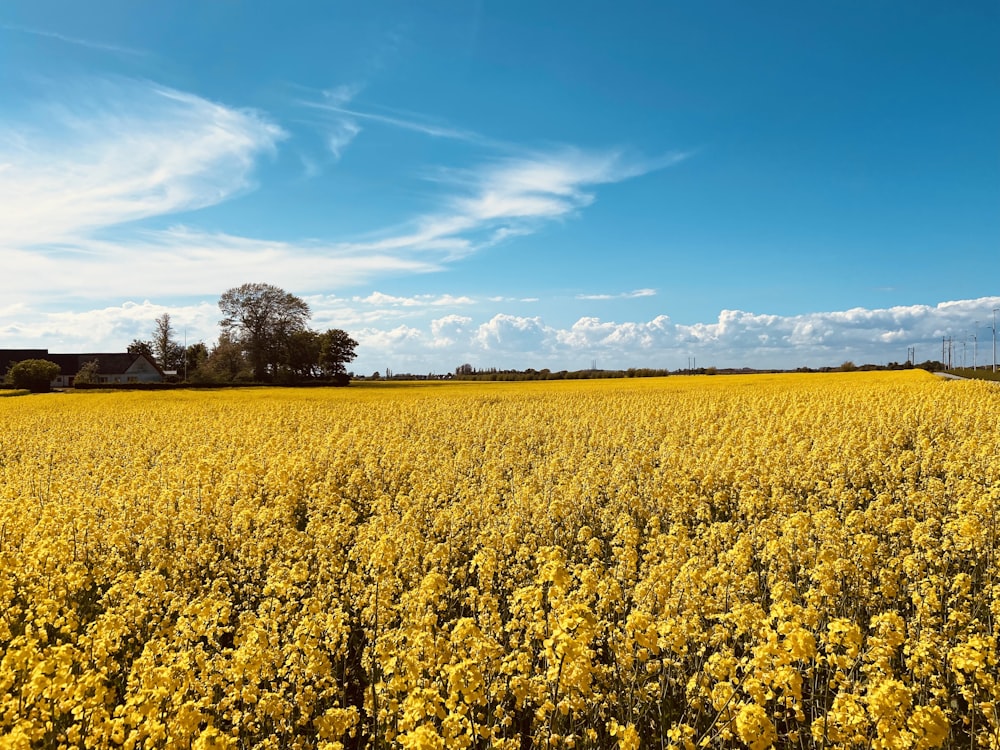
<box><xmin>128</xmin><ymin>339</ymin><xmax>153</xmax><ymax>357</ymax></box>
<box><xmin>74</xmin><ymin>360</ymin><xmax>100</xmax><ymax>385</ymax></box>
<box><xmin>219</xmin><ymin>283</ymin><xmax>311</xmax><ymax>381</ymax></box>
<box><xmin>5</xmin><ymin>359</ymin><xmax>61</xmax><ymax>393</ymax></box>
<box><xmin>203</xmin><ymin>333</ymin><xmax>249</xmax><ymax>382</ymax></box>
<box><xmin>152</xmin><ymin>313</ymin><xmax>183</xmax><ymax>371</ymax></box>
<box><xmin>286</xmin><ymin>330</ymin><xmax>322</xmax><ymax>380</ymax></box>
<box><xmin>183</xmin><ymin>342</ymin><xmax>209</xmax><ymax>380</ymax></box>
<box><xmin>318</xmin><ymin>329</ymin><xmax>358</xmax><ymax>377</ymax></box>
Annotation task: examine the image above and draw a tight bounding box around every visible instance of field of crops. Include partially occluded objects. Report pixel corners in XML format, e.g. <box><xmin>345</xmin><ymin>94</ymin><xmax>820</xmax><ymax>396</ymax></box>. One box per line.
<box><xmin>1</xmin><ymin>372</ymin><xmax>997</xmax><ymax>750</ymax></box>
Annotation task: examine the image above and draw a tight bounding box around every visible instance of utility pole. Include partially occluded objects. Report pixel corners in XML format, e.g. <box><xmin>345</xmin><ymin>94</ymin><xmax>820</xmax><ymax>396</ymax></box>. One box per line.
<box><xmin>991</xmin><ymin>309</ymin><xmax>998</xmax><ymax>372</ymax></box>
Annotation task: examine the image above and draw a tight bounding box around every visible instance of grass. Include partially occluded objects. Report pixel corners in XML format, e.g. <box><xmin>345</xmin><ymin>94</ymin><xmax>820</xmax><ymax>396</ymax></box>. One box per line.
<box><xmin>948</xmin><ymin>368</ymin><xmax>1000</xmax><ymax>382</ymax></box>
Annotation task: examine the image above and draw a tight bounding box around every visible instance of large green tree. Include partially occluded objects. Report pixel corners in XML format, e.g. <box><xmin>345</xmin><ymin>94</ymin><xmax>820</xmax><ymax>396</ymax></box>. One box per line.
<box><xmin>318</xmin><ymin>328</ymin><xmax>358</xmax><ymax>377</ymax></box>
<box><xmin>218</xmin><ymin>283</ymin><xmax>311</xmax><ymax>381</ymax></box>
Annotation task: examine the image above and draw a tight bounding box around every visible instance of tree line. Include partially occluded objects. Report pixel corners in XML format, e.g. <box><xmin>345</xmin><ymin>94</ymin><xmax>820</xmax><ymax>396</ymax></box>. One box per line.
<box><xmin>127</xmin><ymin>283</ymin><xmax>358</xmax><ymax>385</ymax></box>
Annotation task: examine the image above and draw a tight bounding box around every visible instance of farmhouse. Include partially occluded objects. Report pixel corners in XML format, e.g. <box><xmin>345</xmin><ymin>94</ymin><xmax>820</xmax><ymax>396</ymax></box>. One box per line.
<box><xmin>0</xmin><ymin>349</ymin><xmax>165</xmax><ymax>387</ymax></box>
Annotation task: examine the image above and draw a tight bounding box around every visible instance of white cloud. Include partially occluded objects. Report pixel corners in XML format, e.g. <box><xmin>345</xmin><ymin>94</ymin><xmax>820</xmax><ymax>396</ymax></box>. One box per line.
<box><xmin>320</xmin><ymin>83</ymin><xmax>364</xmax><ymax>160</ymax></box>
<box><xmin>0</xmin><ymin>300</ymin><xmax>220</xmax><ymax>352</ymax></box>
<box><xmin>304</xmin><ymin>99</ymin><xmax>493</xmax><ymax>145</ymax></box>
<box><xmin>430</xmin><ymin>315</ymin><xmax>473</xmax><ymax>347</ymax></box>
<box><xmin>3</xmin><ymin>79</ymin><xmax>685</xmax><ymax>315</ymax></box>
<box><xmin>0</xmin><ymin>78</ymin><xmax>285</xmax><ymax>249</ymax></box>
<box><xmin>474</xmin><ymin>314</ymin><xmax>553</xmax><ymax>351</ymax></box>
<box><xmin>334</xmin><ymin>148</ymin><xmax>688</xmax><ymax>262</ymax></box>
<box><xmin>0</xmin><ymin>23</ymin><xmax>146</xmax><ymax>57</ymax></box>
<box><xmin>343</xmin><ymin>296</ymin><xmax>1000</xmax><ymax>373</ymax></box>
<box><xmin>327</xmin><ymin>120</ymin><xmax>362</xmax><ymax>160</ymax></box>
<box><xmin>3</xmin><ymin>296</ymin><xmax>997</xmax><ymax>374</ymax></box>
<box><xmin>351</xmin><ymin>292</ymin><xmax>475</xmax><ymax>307</ymax></box>
<box><xmin>323</xmin><ymin>84</ymin><xmax>365</xmax><ymax>107</ymax></box>
<box><xmin>576</xmin><ymin>288</ymin><xmax>657</xmax><ymax>301</ymax></box>
<box><xmin>1</xmin><ymin>228</ymin><xmax>441</xmax><ymax>304</ymax></box>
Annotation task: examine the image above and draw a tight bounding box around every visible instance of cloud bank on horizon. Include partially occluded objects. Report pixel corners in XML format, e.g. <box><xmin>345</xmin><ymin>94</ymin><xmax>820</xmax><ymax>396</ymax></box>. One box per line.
<box><xmin>1</xmin><ymin>3</ymin><xmax>997</xmax><ymax>374</ymax></box>
<box><xmin>3</xmin><ymin>293</ymin><xmax>998</xmax><ymax>374</ymax></box>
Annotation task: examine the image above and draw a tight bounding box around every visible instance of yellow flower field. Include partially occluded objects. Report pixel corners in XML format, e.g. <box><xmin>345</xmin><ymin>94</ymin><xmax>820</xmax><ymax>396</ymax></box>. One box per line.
<box><xmin>0</xmin><ymin>372</ymin><xmax>997</xmax><ymax>750</ymax></box>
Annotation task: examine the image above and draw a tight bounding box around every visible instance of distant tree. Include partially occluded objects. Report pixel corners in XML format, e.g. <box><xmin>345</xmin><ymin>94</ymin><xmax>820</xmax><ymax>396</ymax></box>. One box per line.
<box><xmin>839</xmin><ymin>361</ymin><xmax>857</xmax><ymax>372</ymax></box>
<box><xmin>455</xmin><ymin>363</ymin><xmax>474</xmax><ymax>376</ymax></box>
<box><xmin>128</xmin><ymin>339</ymin><xmax>153</xmax><ymax>357</ymax></box>
<box><xmin>286</xmin><ymin>330</ymin><xmax>322</xmax><ymax>380</ymax></box>
<box><xmin>204</xmin><ymin>333</ymin><xmax>250</xmax><ymax>382</ymax></box>
<box><xmin>74</xmin><ymin>360</ymin><xmax>100</xmax><ymax>385</ymax></box>
<box><xmin>219</xmin><ymin>283</ymin><xmax>311</xmax><ymax>381</ymax></box>
<box><xmin>6</xmin><ymin>359</ymin><xmax>61</xmax><ymax>393</ymax></box>
<box><xmin>318</xmin><ymin>329</ymin><xmax>358</xmax><ymax>377</ymax></box>
<box><xmin>152</xmin><ymin>313</ymin><xmax>179</xmax><ymax>370</ymax></box>
<box><xmin>183</xmin><ymin>342</ymin><xmax>209</xmax><ymax>380</ymax></box>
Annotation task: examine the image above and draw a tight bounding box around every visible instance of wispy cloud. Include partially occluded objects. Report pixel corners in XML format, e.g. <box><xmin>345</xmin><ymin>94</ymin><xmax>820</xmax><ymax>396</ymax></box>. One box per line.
<box><xmin>0</xmin><ymin>78</ymin><xmax>285</xmax><ymax>248</ymax></box>
<box><xmin>576</xmin><ymin>288</ymin><xmax>657</xmax><ymax>301</ymax></box>
<box><xmin>0</xmin><ymin>22</ymin><xmax>147</xmax><ymax>57</ymax></box>
<box><xmin>338</xmin><ymin>148</ymin><xmax>689</xmax><ymax>260</ymax></box>
<box><xmin>1</xmin><ymin>226</ymin><xmax>442</xmax><ymax>305</ymax></box>
<box><xmin>319</xmin><ymin>84</ymin><xmax>364</xmax><ymax>160</ymax></box>
<box><xmin>2</xmin><ymin>76</ymin><xmax>688</xmax><ymax>331</ymax></box>
<box><xmin>327</xmin><ymin>120</ymin><xmax>362</xmax><ymax>160</ymax></box>
<box><xmin>303</xmin><ymin>98</ymin><xmax>496</xmax><ymax>146</ymax></box>
<box><xmin>351</xmin><ymin>292</ymin><xmax>475</xmax><ymax>307</ymax></box>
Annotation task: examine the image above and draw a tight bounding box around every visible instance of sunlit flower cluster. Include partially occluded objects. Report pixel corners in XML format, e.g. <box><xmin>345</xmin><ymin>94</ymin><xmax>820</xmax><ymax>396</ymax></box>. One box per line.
<box><xmin>0</xmin><ymin>372</ymin><xmax>997</xmax><ymax>749</ymax></box>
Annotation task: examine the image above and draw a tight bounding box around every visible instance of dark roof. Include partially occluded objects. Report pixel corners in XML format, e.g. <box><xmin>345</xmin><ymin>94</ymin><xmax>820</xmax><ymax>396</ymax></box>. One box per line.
<box><xmin>0</xmin><ymin>349</ymin><xmax>49</xmax><ymax>376</ymax></box>
<box><xmin>48</xmin><ymin>353</ymin><xmax>162</xmax><ymax>376</ymax></box>
<box><xmin>0</xmin><ymin>350</ymin><xmax>164</xmax><ymax>377</ymax></box>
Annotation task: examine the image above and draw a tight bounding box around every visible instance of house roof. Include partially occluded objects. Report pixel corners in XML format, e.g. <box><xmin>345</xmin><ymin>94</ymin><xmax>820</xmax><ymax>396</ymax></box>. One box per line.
<box><xmin>0</xmin><ymin>350</ymin><xmax>165</xmax><ymax>377</ymax></box>
<box><xmin>0</xmin><ymin>349</ymin><xmax>49</xmax><ymax>376</ymax></box>
<box><xmin>50</xmin><ymin>353</ymin><xmax>166</xmax><ymax>377</ymax></box>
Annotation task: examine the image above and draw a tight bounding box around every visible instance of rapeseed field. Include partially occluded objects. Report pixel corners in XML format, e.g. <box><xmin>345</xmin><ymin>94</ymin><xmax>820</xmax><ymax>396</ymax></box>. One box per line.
<box><xmin>0</xmin><ymin>372</ymin><xmax>996</xmax><ymax>749</ymax></box>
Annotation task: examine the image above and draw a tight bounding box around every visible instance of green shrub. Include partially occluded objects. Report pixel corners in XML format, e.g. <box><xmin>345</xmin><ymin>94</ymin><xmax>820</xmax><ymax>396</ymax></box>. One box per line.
<box><xmin>5</xmin><ymin>359</ymin><xmax>62</xmax><ymax>393</ymax></box>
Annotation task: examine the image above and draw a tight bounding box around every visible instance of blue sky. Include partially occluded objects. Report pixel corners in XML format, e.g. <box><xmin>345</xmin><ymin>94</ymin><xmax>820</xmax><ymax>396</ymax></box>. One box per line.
<box><xmin>2</xmin><ymin>1</ymin><xmax>998</xmax><ymax>373</ymax></box>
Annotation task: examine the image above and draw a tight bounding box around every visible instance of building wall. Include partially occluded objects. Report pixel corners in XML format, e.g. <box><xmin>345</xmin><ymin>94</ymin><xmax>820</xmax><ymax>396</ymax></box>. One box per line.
<box><xmin>124</xmin><ymin>358</ymin><xmax>165</xmax><ymax>383</ymax></box>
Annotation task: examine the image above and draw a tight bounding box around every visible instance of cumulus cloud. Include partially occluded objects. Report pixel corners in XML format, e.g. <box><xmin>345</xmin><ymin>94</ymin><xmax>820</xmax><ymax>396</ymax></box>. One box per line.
<box><xmin>474</xmin><ymin>314</ymin><xmax>553</xmax><ymax>351</ymax></box>
<box><xmin>0</xmin><ymin>300</ymin><xmax>220</xmax><ymax>352</ymax></box>
<box><xmin>4</xmin><ymin>296</ymin><xmax>996</xmax><ymax>374</ymax></box>
<box><xmin>343</xmin><ymin>296</ymin><xmax>1000</xmax><ymax>373</ymax></box>
<box><xmin>430</xmin><ymin>315</ymin><xmax>473</xmax><ymax>347</ymax></box>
